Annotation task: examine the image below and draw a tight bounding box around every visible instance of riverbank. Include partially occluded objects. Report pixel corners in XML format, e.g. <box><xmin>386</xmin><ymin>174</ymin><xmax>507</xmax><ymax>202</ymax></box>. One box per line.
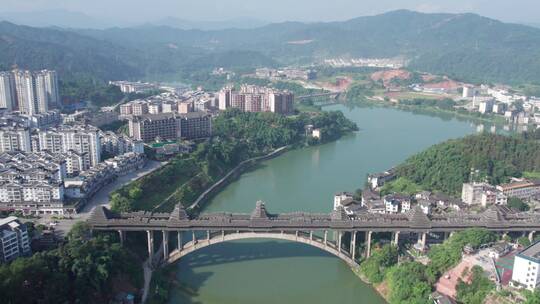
<box><xmin>351</xmin><ymin>266</ymin><xmax>390</xmax><ymax>300</ymax></box>
<box><xmin>188</xmin><ymin>146</ymin><xmax>290</xmax><ymax>211</ymax></box>
<box><xmin>359</xmin><ymin>97</ymin><xmax>506</xmax><ymax>125</ymax></box>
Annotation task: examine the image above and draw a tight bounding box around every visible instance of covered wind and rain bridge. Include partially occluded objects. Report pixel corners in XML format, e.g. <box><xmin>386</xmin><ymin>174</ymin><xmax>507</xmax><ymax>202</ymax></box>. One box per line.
<box><xmin>88</xmin><ymin>202</ymin><xmax>540</xmax><ymax>267</ymax></box>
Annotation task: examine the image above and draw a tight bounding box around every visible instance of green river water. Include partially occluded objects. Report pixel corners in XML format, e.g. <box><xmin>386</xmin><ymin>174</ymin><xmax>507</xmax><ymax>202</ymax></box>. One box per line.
<box><xmin>169</xmin><ymin>104</ymin><xmax>492</xmax><ymax>304</ymax></box>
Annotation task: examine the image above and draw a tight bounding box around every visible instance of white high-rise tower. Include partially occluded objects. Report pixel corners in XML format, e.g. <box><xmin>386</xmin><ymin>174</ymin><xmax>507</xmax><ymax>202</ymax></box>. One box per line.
<box><xmin>13</xmin><ymin>70</ymin><xmax>38</xmax><ymax>115</ymax></box>
<box><xmin>0</xmin><ymin>72</ymin><xmax>15</xmax><ymax>110</ymax></box>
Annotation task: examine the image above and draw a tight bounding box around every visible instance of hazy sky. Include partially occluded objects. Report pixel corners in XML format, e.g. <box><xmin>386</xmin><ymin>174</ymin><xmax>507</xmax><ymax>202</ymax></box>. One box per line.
<box><xmin>1</xmin><ymin>0</ymin><xmax>539</xmax><ymax>24</ymax></box>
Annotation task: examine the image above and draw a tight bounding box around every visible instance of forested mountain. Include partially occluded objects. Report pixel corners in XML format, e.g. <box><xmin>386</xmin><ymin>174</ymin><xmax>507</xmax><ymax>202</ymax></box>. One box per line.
<box><xmin>0</xmin><ymin>22</ymin><xmax>275</xmax><ymax>81</ymax></box>
<box><xmin>3</xmin><ymin>10</ymin><xmax>540</xmax><ymax>84</ymax></box>
<box><xmin>396</xmin><ymin>133</ymin><xmax>540</xmax><ymax>195</ymax></box>
<box><xmin>72</xmin><ymin>10</ymin><xmax>540</xmax><ymax>84</ymax></box>
<box><xmin>0</xmin><ymin>21</ymin><xmax>142</xmax><ymax>80</ymax></box>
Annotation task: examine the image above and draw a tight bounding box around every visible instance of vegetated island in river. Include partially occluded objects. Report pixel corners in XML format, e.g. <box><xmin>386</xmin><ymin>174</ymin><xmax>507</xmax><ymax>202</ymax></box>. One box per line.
<box><xmin>109</xmin><ymin>108</ymin><xmax>358</xmax><ymax>214</ymax></box>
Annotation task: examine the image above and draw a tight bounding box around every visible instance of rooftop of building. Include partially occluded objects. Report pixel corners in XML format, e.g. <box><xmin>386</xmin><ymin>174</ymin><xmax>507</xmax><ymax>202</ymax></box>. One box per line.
<box><xmin>518</xmin><ymin>240</ymin><xmax>540</xmax><ymax>262</ymax></box>
<box><xmin>498</xmin><ymin>179</ymin><xmax>540</xmax><ymax>190</ymax></box>
<box><xmin>0</xmin><ymin>216</ymin><xmax>20</xmax><ymax>228</ymax></box>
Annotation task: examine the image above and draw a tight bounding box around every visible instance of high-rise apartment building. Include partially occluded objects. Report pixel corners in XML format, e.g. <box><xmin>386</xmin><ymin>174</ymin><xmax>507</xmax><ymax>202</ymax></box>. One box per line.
<box><xmin>0</xmin><ymin>72</ymin><xmax>15</xmax><ymax>110</ymax></box>
<box><xmin>1</xmin><ymin>69</ymin><xmax>60</xmax><ymax>114</ymax></box>
<box><xmin>13</xmin><ymin>70</ymin><xmax>38</xmax><ymax>115</ymax></box>
<box><xmin>34</xmin><ymin>70</ymin><xmax>59</xmax><ymax>111</ymax></box>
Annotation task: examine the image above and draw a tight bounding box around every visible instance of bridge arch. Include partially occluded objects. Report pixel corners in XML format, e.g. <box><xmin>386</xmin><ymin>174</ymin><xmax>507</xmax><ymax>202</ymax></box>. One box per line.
<box><xmin>166</xmin><ymin>231</ymin><xmax>359</xmax><ymax>268</ymax></box>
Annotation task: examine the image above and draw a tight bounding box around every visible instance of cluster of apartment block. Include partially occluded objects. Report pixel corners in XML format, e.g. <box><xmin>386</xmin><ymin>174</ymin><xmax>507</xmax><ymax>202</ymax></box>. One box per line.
<box><xmin>109</xmin><ymin>80</ymin><xmax>158</xmax><ymax>94</ymax></box>
<box><xmin>0</xmin><ymin>123</ymin><xmax>102</xmax><ymax>167</ymax></box>
<box><xmin>0</xmin><ymin>110</ymin><xmax>62</xmax><ymax>129</ymax></box>
<box><xmin>0</xmin><ymin>152</ymin><xmax>67</xmax><ymax>214</ymax></box>
<box><xmin>255</xmin><ymin>67</ymin><xmax>317</xmax><ymax>81</ymax></box>
<box><xmin>0</xmin><ymin>216</ymin><xmax>30</xmax><ymax>263</ymax></box>
<box><xmin>119</xmin><ymin>91</ymin><xmax>215</xmax><ymax>117</ymax></box>
<box><xmin>323</xmin><ymin>57</ymin><xmax>406</xmax><ymax>69</ymax></box>
<box><xmin>0</xmin><ymin>118</ymin><xmax>147</xmax><ymax>214</ymax></box>
<box><xmin>218</xmin><ymin>85</ymin><xmax>294</xmax><ymax>115</ymax></box>
<box><xmin>0</xmin><ymin>69</ymin><xmax>59</xmax><ymax>114</ymax></box>
<box><xmin>0</xmin><ymin>149</ymin><xmax>146</xmax><ymax>215</ymax></box>
<box><xmin>100</xmin><ymin>131</ymin><xmax>144</xmax><ymax>156</ymax></box>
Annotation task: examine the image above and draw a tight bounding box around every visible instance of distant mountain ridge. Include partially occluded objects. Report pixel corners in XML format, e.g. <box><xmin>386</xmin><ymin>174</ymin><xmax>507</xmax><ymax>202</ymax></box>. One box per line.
<box><xmin>2</xmin><ymin>10</ymin><xmax>540</xmax><ymax>84</ymax></box>
<box><xmin>0</xmin><ymin>10</ymin><xmax>114</xmax><ymax>29</ymax></box>
<box><xmin>145</xmin><ymin>17</ymin><xmax>269</xmax><ymax>30</ymax></box>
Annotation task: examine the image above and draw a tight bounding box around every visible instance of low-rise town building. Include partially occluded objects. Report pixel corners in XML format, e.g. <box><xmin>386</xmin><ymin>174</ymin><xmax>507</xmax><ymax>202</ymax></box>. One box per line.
<box><xmin>497</xmin><ymin>179</ymin><xmax>540</xmax><ymax>200</ymax></box>
<box><xmin>64</xmin><ymin>163</ymin><xmax>115</xmax><ymax>200</ymax></box>
<box><xmin>383</xmin><ymin>194</ymin><xmax>411</xmax><ymax>214</ymax></box>
<box><xmin>333</xmin><ymin>192</ymin><xmax>363</xmax><ymax>215</ymax></box>
<box><xmin>100</xmin><ymin>131</ymin><xmax>144</xmax><ymax>156</ymax></box>
<box><xmin>104</xmin><ymin>152</ymin><xmax>146</xmax><ymax>176</ymax></box>
<box><xmin>367</xmin><ymin>169</ymin><xmax>396</xmax><ymax>190</ymax></box>
<box><xmin>0</xmin><ymin>216</ymin><xmax>31</xmax><ymax>263</ymax></box>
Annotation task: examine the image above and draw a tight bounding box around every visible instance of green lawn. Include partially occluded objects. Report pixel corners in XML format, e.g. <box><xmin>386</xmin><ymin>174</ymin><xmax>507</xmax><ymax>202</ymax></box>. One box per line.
<box><xmin>523</xmin><ymin>171</ymin><xmax>540</xmax><ymax>179</ymax></box>
<box><xmin>130</xmin><ymin>159</ymin><xmax>201</xmax><ymax>210</ymax></box>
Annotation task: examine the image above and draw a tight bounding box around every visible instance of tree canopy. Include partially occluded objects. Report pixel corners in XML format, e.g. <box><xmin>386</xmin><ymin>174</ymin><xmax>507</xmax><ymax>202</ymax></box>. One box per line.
<box><xmin>0</xmin><ymin>223</ymin><xmax>142</xmax><ymax>304</ymax></box>
<box><xmin>396</xmin><ymin>134</ymin><xmax>540</xmax><ymax>195</ymax></box>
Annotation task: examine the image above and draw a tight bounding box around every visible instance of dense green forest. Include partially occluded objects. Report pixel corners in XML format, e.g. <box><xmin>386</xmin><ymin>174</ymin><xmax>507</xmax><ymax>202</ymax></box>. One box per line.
<box><xmin>111</xmin><ymin>110</ymin><xmax>358</xmax><ymax>212</ymax></box>
<box><xmin>395</xmin><ymin>133</ymin><xmax>540</xmax><ymax>195</ymax></box>
<box><xmin>0</xmin><ymin>223</ymin><xmax>143</xmax><ymax>304</ymax></box>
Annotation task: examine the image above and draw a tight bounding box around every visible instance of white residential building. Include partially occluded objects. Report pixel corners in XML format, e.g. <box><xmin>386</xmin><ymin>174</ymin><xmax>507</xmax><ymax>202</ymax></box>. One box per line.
<box><xmin>34</xmin><ymin>70</ymin><xmax>59</xmax><ymax>110</ymax></box>
<box><xmin>479</xmin><ymin>99</ymin><xmax>495</xmax><ymax>114</ymax></box>
<box><xmin>37</xmin><ymin>125</ymin><xmax>101</xmax><ymax>167</ymax></box>
<box><xmin>0</xmin><ymin>72</ymin><xmax>15</xmax><ymax>110</ymax></box>
<box><xmin>383</xmin><ymin>194</ymin><xmax>411</xmax><ymax>214</ymax></box>
<box><xmin>0</xmin><ymin>151</ymin><xmax>67</xmax><ymax>215</ymax></box>
<box><xmin>333</xmin><ymin>192</ymin><xmax>362</xmax><ymax>215</ymax></box>
<box><xmin>512</xmin><ymin>241</ymin><xmax>540</xmax><ymax>290</ymax></box>
<box><xmin>462</xmin><ymin>182</ymin><xmax>493</xmax><ymax>205</ymax></box>
<box><xmin>13</xmin><ymin>70</ymin><xmax>38</xmax><ymax>115</ymax></box>
<box><xmin>100</xmin><ymin>131</ymin><xmax>144</xmax><ymax>156</ymax></box>
<box><xmin>0</xmin><ymin>126</ymin><xmax>32</xmax><ymax>153</ymax></box>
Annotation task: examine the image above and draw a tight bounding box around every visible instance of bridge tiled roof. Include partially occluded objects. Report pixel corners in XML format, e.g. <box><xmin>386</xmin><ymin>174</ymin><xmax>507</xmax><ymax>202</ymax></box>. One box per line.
<box><xmin>88</xmin><ymin>203</ymin><xmax>540</xmax><ymax>232</ymax></box>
